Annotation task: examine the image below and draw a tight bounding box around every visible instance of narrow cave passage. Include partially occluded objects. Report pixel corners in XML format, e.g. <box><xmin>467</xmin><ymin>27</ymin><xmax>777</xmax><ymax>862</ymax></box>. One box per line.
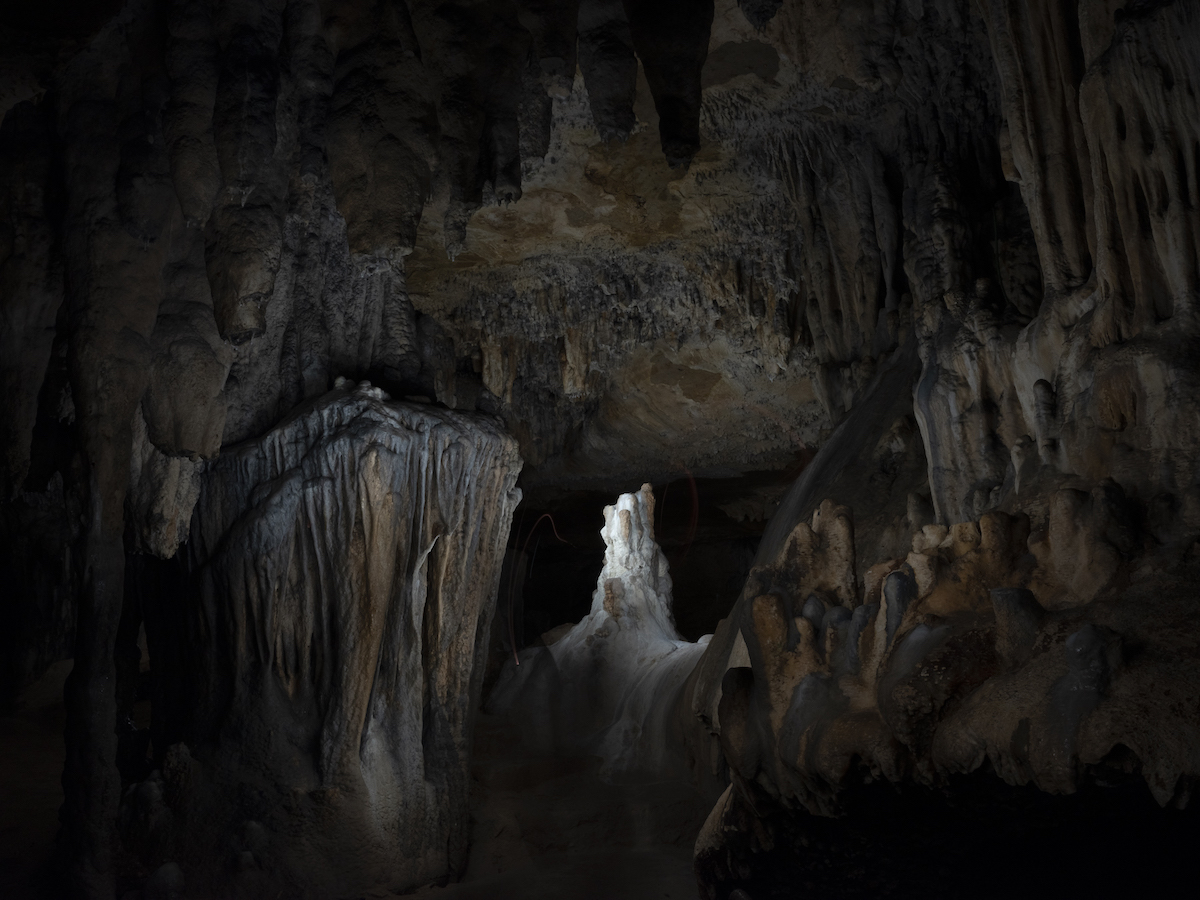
<box><xmin>412</xmin><ymin>480</ymin><xmax>726</xmax><ymax>899</ymax></box>
<box><xmin>424</xmin><ymin>480</ymin><xmax>1200</xmax><ymax>900</ymax></box>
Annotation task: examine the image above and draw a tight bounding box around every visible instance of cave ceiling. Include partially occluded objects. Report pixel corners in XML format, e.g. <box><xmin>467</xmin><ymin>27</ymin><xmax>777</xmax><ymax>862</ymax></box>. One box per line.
<box><xmin>0</xmin><ymin>0</ymin><xmax>1013</xmax><ymax>505</ymax></box>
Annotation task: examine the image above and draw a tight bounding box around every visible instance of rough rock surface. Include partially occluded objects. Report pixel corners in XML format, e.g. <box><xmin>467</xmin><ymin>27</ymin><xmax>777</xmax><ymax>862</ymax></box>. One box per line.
<box><xmin>696</xmin><ymin>489</ymin><xmax>1200</xmax><ymax>806</ymax></box>
<box><xmin>915</xmin><ymin>1</ymin><xmax>1200</xmax><ymax>525</ymax></box>
<box><xmin>122</xmin><ymin>384</ymin><xmax>521</xmax><ymax>897</ymax></box>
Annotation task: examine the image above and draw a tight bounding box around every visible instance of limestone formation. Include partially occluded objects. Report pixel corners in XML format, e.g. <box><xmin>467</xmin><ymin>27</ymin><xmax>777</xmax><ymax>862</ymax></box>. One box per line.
<box><xmin>489</xmin><ymin>484</ymin><xmax>710</xmax><ymax>780</ymax></box>
<box><xmin>123</xmin><ymin>384</ymin><xmax>522</xmax><ymax>897</ymax></box>
<box><xmin>694</xmin><ymin>495</ymin><xmax>1200</xmax><ymax>822</ymax></box>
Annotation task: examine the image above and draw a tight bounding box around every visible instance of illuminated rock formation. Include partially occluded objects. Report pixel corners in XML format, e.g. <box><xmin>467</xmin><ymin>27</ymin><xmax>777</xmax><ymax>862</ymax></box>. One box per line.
<box><xmin>693</xmin><ymin>488</ymin><xmax>1200</xmax><ymax>893</ymax></box>
<box><xmin>490</xmin><ymin>483</ymin><xmax>708</xmax><ymax>779</ymax></box>
<box><xmin>122</xmin><ymin>383</ymin><xmax>521</xmax><ymax>897</ymax></box>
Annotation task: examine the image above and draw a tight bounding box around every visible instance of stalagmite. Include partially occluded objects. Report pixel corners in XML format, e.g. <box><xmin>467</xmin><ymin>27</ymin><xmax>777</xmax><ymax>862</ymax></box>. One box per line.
<box><xmin>489</xmin><ymin>484</ymin><xmax>709</xmax><ymax>779</ymax></box>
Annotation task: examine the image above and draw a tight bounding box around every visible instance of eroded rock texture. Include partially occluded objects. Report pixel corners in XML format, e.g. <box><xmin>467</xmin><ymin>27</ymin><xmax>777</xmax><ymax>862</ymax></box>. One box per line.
<box><xmin>691</xmin><ymin>490</ymin><xmax>1200</xmax><ymax>894</ymax></box>
<box><xmin>124</xmin><ymin>385</ymin><xmax>521</xmax><ymax>897</ymax></box>
<box><xmin>917</xmin><ymin>0</ymin><xmax>1200</xmax><ymax>525</ymax></box>
<box><xmin>695</xmin><ymin>493</ymin><xmax>1200</xmax><ymax>808</ymax></box>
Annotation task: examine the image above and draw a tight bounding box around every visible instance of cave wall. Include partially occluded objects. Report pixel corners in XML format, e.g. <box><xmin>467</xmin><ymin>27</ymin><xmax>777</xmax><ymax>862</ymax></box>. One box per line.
<box><xmin>683</xmin><ymin>0</ymin><xmax>1200</xmax><ymax>887</ymax></box>
<box><xmin>919</xmin><ymin>0</ymin><xmax>1200</xmax><ymax>524</ymax></box>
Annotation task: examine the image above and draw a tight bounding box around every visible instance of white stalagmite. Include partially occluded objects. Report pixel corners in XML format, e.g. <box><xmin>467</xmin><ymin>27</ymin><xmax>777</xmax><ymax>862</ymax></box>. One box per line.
<box><xmin>489</xmin><ymin>483</ymin><xmax>710</xmax><ymax>778</ymax></box>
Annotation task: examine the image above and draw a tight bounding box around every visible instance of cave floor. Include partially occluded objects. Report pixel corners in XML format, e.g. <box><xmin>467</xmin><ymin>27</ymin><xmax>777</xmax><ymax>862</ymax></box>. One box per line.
<box><xmin>5</xmin><ymin>664</ymin><xmax>1200</xmax><ymax>899</ymax></box>
<box><xmin>409</xmin><ymin>712</ymin><xmax>714</xmax><ymax>900</ymax></box>
<box><xmin>0</xmin><ymin>664</ymin><xmax>712</xmax><ymax>900</ymax></box>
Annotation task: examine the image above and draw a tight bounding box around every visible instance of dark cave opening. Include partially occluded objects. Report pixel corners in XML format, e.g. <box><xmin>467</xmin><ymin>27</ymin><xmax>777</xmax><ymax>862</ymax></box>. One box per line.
<box><xmin>698</xmin><ymin>771</ymin><xmax>1200</xmax><ymax>900</ymax></box>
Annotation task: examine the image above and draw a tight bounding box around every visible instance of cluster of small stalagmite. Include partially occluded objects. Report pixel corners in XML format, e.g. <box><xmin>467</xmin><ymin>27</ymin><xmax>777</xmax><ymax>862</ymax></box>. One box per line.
<box><xmin>693</xmin><ymin>492</ymin><xmax>1200</xmax><ymax>817</ymax></box>
<box><xmin>685</xmin><ymin>482</ymin><xmax>1200</xmax><ymax>893</ymax></box>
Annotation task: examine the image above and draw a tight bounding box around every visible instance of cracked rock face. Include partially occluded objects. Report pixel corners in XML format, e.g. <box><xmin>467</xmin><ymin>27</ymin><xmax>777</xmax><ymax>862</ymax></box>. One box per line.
<box><xmin>124</xmin><ymin>386</ymin><xmax>522</xmax><ymax>897</ymax></box>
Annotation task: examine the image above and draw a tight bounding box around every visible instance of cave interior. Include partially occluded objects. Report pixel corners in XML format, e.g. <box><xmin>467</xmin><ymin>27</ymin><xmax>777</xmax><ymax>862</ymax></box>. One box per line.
<box><xmin>2</xmin><ymin>0</ymin><xmax>1200</xmax><ymax>898</ymax></box>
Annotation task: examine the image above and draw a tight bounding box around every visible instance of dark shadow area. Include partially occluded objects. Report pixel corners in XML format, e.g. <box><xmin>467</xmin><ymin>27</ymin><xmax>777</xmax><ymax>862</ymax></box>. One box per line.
<box><xmin>0</xmin><ymin>661</ymin><xmax>69</xmax><ymax>899</ymax></box>
<box><xmin>697</xmin><ymin>770</ymin><xmax>1200</xmax><ymax>899</ymax></box>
